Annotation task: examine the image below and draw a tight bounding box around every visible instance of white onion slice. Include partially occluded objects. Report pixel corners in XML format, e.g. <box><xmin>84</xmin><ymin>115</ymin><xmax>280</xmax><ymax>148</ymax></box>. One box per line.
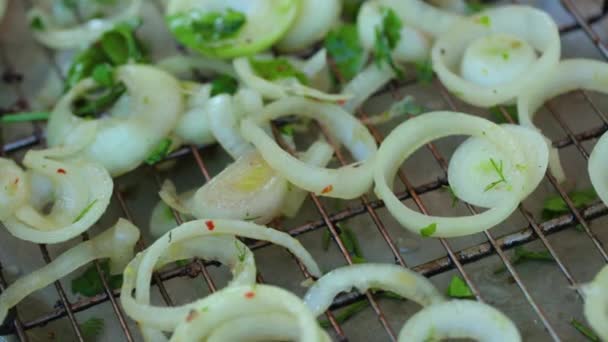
<box><xmin>241</xmin><ymin>97</ymin><xmax>378</xmax><ymax>199</ymax></box>
<box><xmin>582</xmin><ymin>265</ymin><xmax>608</xmax><ymax>341</ymax></box>
<box><xmin>397</xmin><ymin>300</ymin><xmax>522</xmax><ymax>341</ymax></box>
<box><xmin>589</xmin><ymin>132</ymin><xmax>608</xmax><ymax>207</ymax></box>
<box><xmin>341</xmin><ymin>63</ymin><xmax>395</xmax><ymax>113</ymax></box>
<box><xmin>47</xmin><ymin>65</ymin><xmax>184</xmax><ymax>177</ymax></box>
<box><xmin>276</xmin><ymin>0</ymin><xmax>341</xmax><ymax>52</ymax></box>
<box><xmin>169</xmin><ymin>285</ymin><xmax>327</xmax><ymax>342</ymax></box>
<box><xmin>431</xmin><ymin>5</ymin><xmax>560</xmax><ymax>107</ymax></box>
<box><xmin>374</xmin><ymin>112</ymin><xmax>531</xmax><ymax>237</ymax></box>
<box><xmin>358</xmin><ymin>1</ymin><xmax>433</xmax><ymax>63</ymax></box>
<box><xmin>207</xmin><ymin>94</ymin><xmax>254</xmax><ymax>159</ymax></box>
<box><xmin>377</xmin><ymin>0</ymin><xmax>463</xmax><ymax>37</ymax></box>
<box><xmin>27</xmin><ymin>0</ymin><xmax>142</xmax><ymax>50</ymax></box>
<box><xmin>304</xmin><ymin>263</ymin><xmax>444</xmax><ymax>316</ymax></box>
<box><xmin>233</xmin><ymin>57</ymin><xmax>351</xmax><ymax>101</ymax></box>
<box><xmin>173</xmin><ymin>83</ymin><xmax>215</xmax><ymax>146</ymax></box>
<box><xmin>427</xmin><ymin>0</ymin><xmax>468</xmax><ymax>14</ymax></box>
<box><xmin>0</xmin><ymin>219</ymin><xmax>139</xmax><ymax>323</ymax></box>
<box><xmin>448</xmin><ymin>124</ymin><xmax>548</xmax><ymax>208</ymax></box>
<box><xmin>519</xmin><ymin>59</ymin><xmax>608</xmax><ymax>184</ymax></box>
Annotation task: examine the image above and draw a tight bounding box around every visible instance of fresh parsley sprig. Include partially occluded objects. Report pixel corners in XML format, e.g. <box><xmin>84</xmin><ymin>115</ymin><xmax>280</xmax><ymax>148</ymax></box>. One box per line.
<box><xmin>373</xmin><ymin>7</ymin><xmax>404</xmax><ymax>79</ymax></box>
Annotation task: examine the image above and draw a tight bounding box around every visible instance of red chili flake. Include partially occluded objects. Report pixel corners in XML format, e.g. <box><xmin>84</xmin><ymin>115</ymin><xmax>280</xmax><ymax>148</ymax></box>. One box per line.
<box><xmin>336</xmin><ymin>99</ymin><xmax>346</xmax><ymax>105</ymax></box>
<box><xmin>205</xmin><ymin>220</ymin><xmax>215</xmax><ymax>231</ymax></box>
<box><xmin>321</xmin><ymin>185</ymin><xmax>333</xmax><ymax>194</ymax></box>
<box><xmin>244</xmin><ymin>291</ymin><xmax>255</xmax><ymax>299</ymax></box>
<box><xmin>186</xmin><ymin>309</ymin><xmax>199</xmax><ymax>322</ymax></box>
<box><xmin>56</xmin><ymin>168</ymin><xmax>67</xmax><ymax>175</ymax></box>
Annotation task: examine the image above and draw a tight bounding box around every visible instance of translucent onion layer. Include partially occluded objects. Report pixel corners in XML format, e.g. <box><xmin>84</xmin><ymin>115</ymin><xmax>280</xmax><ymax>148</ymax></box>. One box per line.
<box><xmin>276</xmin><ymin>0</ymin><xmax>341</xmax><ymax>52</ymax></box>
<box><xmin>241</xmin><ymin>97</ymin><xmax>378</xmax><ymax>199</ymax></box>
<box><xmin>589</xmin><ymin>132</ymin><xmax>608</xmax><ymax>207</ymax></box>
<box><xmin>582</xmin><ymin>265</ymin><xmax>608</xmax><ymax>341</ymax></box>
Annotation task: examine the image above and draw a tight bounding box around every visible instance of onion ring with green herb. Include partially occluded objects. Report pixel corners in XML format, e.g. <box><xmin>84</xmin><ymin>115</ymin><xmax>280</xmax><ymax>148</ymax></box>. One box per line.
<box><xmin>276</xmin><ymin>0</ymin><xmax>341</xmax><ymax>52</ymax></box>
<box><xmin>0</xmin><ymin>218</ymin><xmax>139</xmax><ymax>323</ymax></box>
<box><xmin>166</xmin><ymin>0</ymin><xmax>299</xmax><ymax>58</ymax></box>
<box><xmin>431</xmin><ymin>5</ymin><xmax>560</xmax><ymax>107</ymax></box>
<box><xmin>47</xmin><ymin>64</ymin><xmax>183</xmax><ymax>177</ymax></box>
<box><xmin>27</xmin><ymin>0</ymin><xmax>142</xmax><ymax>50</ymax></box>
<box><xmin>303</xmin><ymin>263</ymin><xmax>445</xmax><ymax>316</ymax></box>
<box><xmin>582</xmin><ymin>265</ymin><xmax>608</xmax><ymax>341</ymax></box>
<box><xmin>374</xmin><ymin>112</ymin><xmax>532</xmax><ymax>237</ymax></box>
<box><xmin>397</xmin><ymin>300</ymin><xmax>521</xmax><ymax>341</ymax></box>
<box><xmin>241</xmin><ymin>97</ymin><xmax>377</xmax><ymax>199</ymax></box>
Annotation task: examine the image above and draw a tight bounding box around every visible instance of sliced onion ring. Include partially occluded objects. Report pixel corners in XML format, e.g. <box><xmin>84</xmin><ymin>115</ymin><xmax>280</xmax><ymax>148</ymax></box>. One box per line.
<box><xmin>303</xmin><ymin>263</ymin><xmax>445</xmax><ymax>316</ymax></box>
<box><xmin>431</xmin><ymin>5</ymin><xmax>560</xmax><ymax>107</ymax></box>
<box><xmin>519</xmin><ymin>59</ymin><xmax>608</xmax><ymax>184</ymax></box>
<box><xmin>241</xmin><ymin>97</ymin><xmax>378</xmax><ymax>199</ymax></box>
<box><xmin>0</xmin><ymin>219</ymin><xmax>139</xmax><ymax>323</ymax></box>
<box><xmin>169</xmin><ymin>285</ymin><xmax>327</xmax><ymax>342</ymax></box>
<box><xmin>374</xmin><ymin>112</ymin><xmax>531</xmax><ymax>237</ymax></box>
<box><xmin>378</xmin><ymin>0</ymin><xmax>463</xmax><ymax>37</ymax></box>
<box><xmin>582</xmin><ymin>265</ymin><xmax>608</xmax><ymax>341</ymax></box>
<box><xmin>589</xmin><ymin>132</ymin><xmax>608</xmax><ymax>207</ymax></box>
<box><xmin>341</xmin><ymin>63</ymin><xmax>395</xmax><ymax>114</ymax></box>
<box><xmin>397</xmin><ymin>300</ymin><xmax>522</xmax><ymax>341</ymax></box>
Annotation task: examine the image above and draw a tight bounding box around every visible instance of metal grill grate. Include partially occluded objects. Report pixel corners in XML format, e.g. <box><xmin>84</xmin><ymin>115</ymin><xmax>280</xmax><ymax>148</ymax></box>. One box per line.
<box><xmin>1</xmin><ymin>0</ymin><xmax>608</xmax><ymax>341</ymax></box>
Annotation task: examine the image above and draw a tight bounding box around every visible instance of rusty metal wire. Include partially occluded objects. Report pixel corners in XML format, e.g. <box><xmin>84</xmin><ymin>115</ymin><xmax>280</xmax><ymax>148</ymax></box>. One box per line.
<box><xmin>1</xmin><ymin>1</ymin><xmax>608</xmax><ymax>341</ymax></box>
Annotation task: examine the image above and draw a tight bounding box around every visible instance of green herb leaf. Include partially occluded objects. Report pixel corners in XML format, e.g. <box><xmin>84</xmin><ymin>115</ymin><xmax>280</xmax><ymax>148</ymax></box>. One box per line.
<box><xmin>420</xmin><ymin>223</ymin><xmax>437</xmax><ymax>237</ymax></box>
<box><xmin>374</xmin><ymin>7</ymin><xmax>404</xmax><ymax>79</ymax></box>
<box><xmin>175</xmin><ymin>259</ymin><xmax>190</xmax><ymax>267</ymax></box>
<box><xmin>249</xmin><ymin>58</ymin><xmax>309</xmax><ymax>85</ymax></box>
<box><xmin>466</xmin><ymin>1</ymin><xmax>486</xmax><ymax>14</ymax></box>
<box><xmin>446</xmin><ymin>275</ymin><xmax>474</xmax><ymax>299</ymax></box>
<box><xmin>342</xmin><ymin>0</ymin><xmax>365</xmax><ymax>22</ymax></box>
<box><xmin>476</xmin><ymin>15</ymin><xmax>491</xmax><ymax>27</ymax></box>
<box><xmin>210</xmin><ymin>74</ymin><xmax>238</xmax><ymax>96</ymax></box>
<box><xmin>319</xmin><ymin>299</ymin><xmax>369</xmax><ymax>328</ymax></box>
<box><xmin>489</xmin><ymin>105</ymin><xmax>518</xmax><ymax>124</ymax></box>
<box><xmin>235</xmin><ymin>240</ymin><xmax>247</xmax><ymax>262</ymax></box>
<box><xmin>0</xmin><ymin>112</ymin><xmax>50</xmax><ymax>123</ymax></box>
<box><xmin>30</xmin><ymin>16</ymin><xmax>45</xmax><ymax>31</ymax></box>
<box><xmin>73</xmin><ymin>199</ymin><xmax>99</xmax><ymax>223</ymax></box>
<box><xmin>167</xmin><ymin>8</ymin><xmax>246</xmax><ymax>48</ymax></box>
<box><xmin>571</xmin><ymin>318</ymin><xmax>600</xmax><ymax>342</ymax></box>
<box><xmin>145</xmin><ymin>138</ymin><xmax>173</xmax><ymax>165</ymax></box>
<box><xmin>72</xmin><ymin>260</ymin><xmax>122</xmax><ymax>297</ymax></box>
<box><xmin>72</xmin><ymin>83</ymin><xmax>127</xmax><ymax>118</ymax></box>
<box><xmin>325</xmin><ymin>24</ymin><xmax>366</xmax><ymax>82</ymax></box>
<box><xmin>100</xmin><ymin>20</ymin><xmax>147</xmax><ymax>65</ymax></box>
<box><xmin>279</xmin><ymin>124</ymin><xmax>295</xmax><ymax>137</ymax></box>
<box><xmin>494</xmin><ymin>246</ymin><xmax>554</xmax><ymax>274</ymax></box>
<box><xmin>80</xmin><ymin>318</ymin><xmax>104</xmax><ymax>340</ymax></box>
<box><xmin>542</xmin><ymin>188</ymin><xmax>598</xmax><ymax>220</ymax></box>
<box><xmin>415</xmin><ymin>60</ymin><xmax>433</xmax><ymax>84</ymax></box>
<box><xmin>92</xmin><ymin>63</ymin><xmax>115</xmax><ymax>87</ymax></box>
<box><xmin>483</xmin><ymin>158</ymin><xmax>507</xmax><ymax>192</ymax></box>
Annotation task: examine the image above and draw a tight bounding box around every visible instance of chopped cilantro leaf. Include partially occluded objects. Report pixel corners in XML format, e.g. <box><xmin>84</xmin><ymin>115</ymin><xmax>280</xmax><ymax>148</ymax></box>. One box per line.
<box><xmin>325</xmin><ymin>24</ymin><xmax>366</xmax><ymax>82</ymax></box>
<box><xmin>80</xmin><ymin>318</ymin><xmax>104</xmax><ymax>340</ymax></box>
<box><xmin>72</xmin><ymin>260</ymin><xmax>122</xmax><ymax>297</ymax></box>
<box><xmin>30</xmin><ymin>16</ymin><xmax>45</xmax><ymax>31</ymax></box>
<box><xmin>166</xmin><ymin>8</ymin><xmax>246</xmax><ymax>49</ymax></box>
<box><xmin>145</xmin><ymin>138</ymin><xmax>173</xmax><ymax>165</ymax></box>
<box><xmin>235</xmin><ymin>240</ymin><xmax>247</xmax><ymax>262</ymax></box>
<box><xmin>415</xmin><ymin>60</ymin><xmax>433</xmax><ymax>84</ymax></box>
<box><xmin>73</xmin><ymin>199</ymin><xmax>98</xmax><ymax>223</ymax></box>
<box><xmin>210</xmin><ymin>74</ymin><xmax>238</xmax><ymax>96</ymax></box>
<box><xmin>420</xmin><ymin>223</ymin><xmax>437</xmax><ymax>237</ymax></box>
<box><xmin>249</xmin><ymin>58</ymin><xmax>309</xmax><ymax>85</ymax></box>
<box><xmin>0</xmin><ymin>112</ymin><xmax>50</xmax><ymax>123</ymax></box>
<box><xmin>476</xmin><ymin>15</ymin><xmax>491</xmax><ymax>27</ymax></box>
<box><xmin>494</xmin><ymin>246</ymin><xmax>554</xmax><ymax>274</ymax></box>
<box><xmin>542</xmin><ymin>188</ymin><xmax>598</xmax><ymax>220</ymax></box>
<box><xmin>571</xmin><ymin>319</ymin><xmax>600</xmax><ymax>342</ymax></box>
<box><xmin>374</xmin><ymin>7</ymin><xmax>404</xmax><ymax>79</ymax></box>
<box><xmin>446</xmin><ymin>275</ymin><xmax>474</xmax><ymax>299</ymax></box>
<box><xmin>92</xmin><ymin>63</ymin><xmax>115</xmax><ymax>87</ymax></box>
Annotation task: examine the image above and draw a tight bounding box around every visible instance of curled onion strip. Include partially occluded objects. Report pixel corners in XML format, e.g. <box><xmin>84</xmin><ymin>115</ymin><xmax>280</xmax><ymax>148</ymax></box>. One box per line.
<box><xmin>378</xmin><ymin>0</ymin><xmax>463</xmax><ymax>37</ymax></box>
<box><xmin>589</xmin><ymin>132</ymin><xmax>608</xmax><ymax>207</ymax></box>
<box><xmin>431</xmin><ymin>5</ymin><xmax>560</xmax><ymax>107</ymax></box>
<box><xmin>397</xmin><ymin>300</ymin><xmax>522</xmax><ymax>341</ymax></box>
<box><xmin>47</xmin><ymin>65</ymin><xmax>184</xmax><ymax>177</ymax></box>
<box><xmin>157</xmin><ymin>55</ymin><xmax>236</xmax><ymax>78</ymax></box>
<box><xmin>207</xmin><ymin>94</ymin><xmax>254</xmax><ymax>159</ymax></box>
<box><xmin>303</xmin><ymin>263</ymin><xmax>445</xmax><ymax>316</ymax></box>
<box><xmin>0</xmin><ymin>159</ymin><xmax>28</xmax><ymax>221</ymax></box>
<box><xmin>233</xmin><ymin>57</ymin><xmax>351</xmax><ymax>101</ymax></box>
<box><xmin>120</xmin><ymin>219</ymin><xmax>320</xmax><ymax>333</ymax></box>
<box><xmin>582</xmin><ymin>265</ymin><xmax>608</xmax><ymax>341</ymax></box>
<box><xmin>374</xmin><ymin>112</ymin><xmax>540</xmax><ymax>237</ymax></box>
<box><xmin>27</xmin><ymin>0</ymin><xmax>142</xmax><ymax>50</ymax></box>
<box><xmin>1</xmin><ymin>124</ymin><xmax>113</xmax><ymax>244</ymax></box>
<box><xmin>519</xmin><ymin>59</ymin><xmax>608</xmax><ymax>183</ymax></box>
<box><xmin>0</xmin><ymin>219</ymin><xmax>139</xmax><ymax>323</ymax></box>
<box><xmin>276</xmin><ymin>0</ymin><xmax>341</xmax><ymax>52</ymax></box>
<box><xmin>169</xmin><ymin>285</ymin><xmax>328</xmax><ymax>342</ymax></box>
<box><xmin>172</xmin><ymin>82</ymin><xmax>215</xmax><ymax>146</ymax></box>
<box><xmin>342</xmin><ymin>63</ymin><xmax>395</xmax><ymax>114</ymax></box>
<box><xmin>241</xmin><ymin>97</ymin><xmax>378</xmax><ymax>199</ymax></box>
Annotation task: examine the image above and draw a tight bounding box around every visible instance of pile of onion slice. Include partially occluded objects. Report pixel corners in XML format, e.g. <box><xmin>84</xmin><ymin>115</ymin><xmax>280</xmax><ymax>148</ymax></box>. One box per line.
<box><xmin>374</xmin><ymin>111</ymin><xmax>548</xmax><ymax>237</ymax></box>
<box><xmin>431</xmin><ymin>5</ymin><xmax>560</xmax><ymax>107</ymax></box>
<box><xmin>120</xmin><ymin>219</ymin><xmax>321</xmax><ymax>340</ymax></box>
<box><xmin>46</xmin><ymin>64</ymin><xmax>184</xmax><ymax>177</ymax></box>
<box><xmin>519</xmin><ymin>59</ymin><xmax>608</xmax><ymax>184</ymax></box>
<box><xmin>582</xmin><ymin>265</ymin><xmax>608</xmax><ymax>341</ymax></box>
<box><xmin>241</xmin><ymin>97</ymin><xmax>378</xmax><ymax>199</ymax></box>
<box><xmin>0</xmin><ymin>219</ymin><xmax>140</xmax><ymax>323</ymax></box>
<box><xmin>0</xmin><ymin>124</ymin><xmax>113</xmax><ymax>244</ymax></box>
<box><xmin>26</xmin><ymin>0</ymin><xmax>142</xmax><ymax>50</ymax></box>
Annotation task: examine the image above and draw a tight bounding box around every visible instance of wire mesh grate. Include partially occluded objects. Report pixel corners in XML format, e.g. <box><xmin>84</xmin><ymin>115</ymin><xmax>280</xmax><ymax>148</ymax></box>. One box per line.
<box><xmin>0</xmin><ymin>0</ymin><xmax>607</xmax><ymax>341</ymax></box>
